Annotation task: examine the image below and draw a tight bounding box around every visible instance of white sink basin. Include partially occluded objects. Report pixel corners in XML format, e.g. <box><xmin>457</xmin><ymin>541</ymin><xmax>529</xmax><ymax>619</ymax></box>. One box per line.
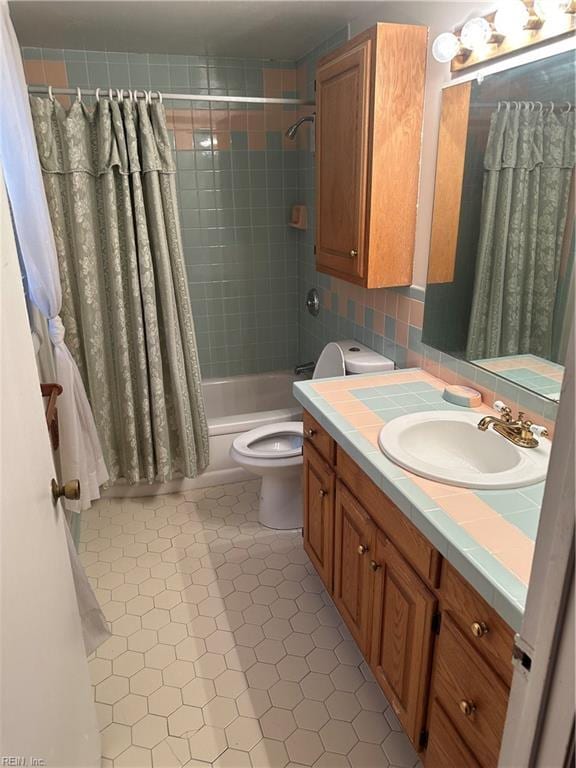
<box><xmin>378</xmin><ymin>411</ymin><xmax>550</xmax><ymax>489</ymax></box>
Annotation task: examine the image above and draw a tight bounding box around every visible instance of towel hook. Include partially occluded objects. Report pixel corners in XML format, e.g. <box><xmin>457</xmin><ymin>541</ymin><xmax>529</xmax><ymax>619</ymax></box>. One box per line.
<box><xmin>535</xmin><ymin>101</ymin><xmax>543</xmax><ymax>113</ymax></box>
<box><xmin>150</xmin><ymin>90</ymin><xmax>162</xmax><ymax>104</ymax></box>
<box><xmin>95</xmin><ymin>87</ymin><xmax>101</xmax><ymax>103</ymax></box>
<box><xmin>48</xmin><ymin>85</ymin><xmax>54</xmax><ymax>102</ymax></box>
<box><xmin>116</xmin><ymin>88</ymin><xmax>124</xmax><ymax>102</ymax></box>
<box><xmin>563</xmin><ymin>101</ymin><xmax>573</xmax><ymax>113</ymax></box>
<box><xmin>76</xmin><ymin>87</ymin><xmax>82</xmax><ymax>103</ymax></box>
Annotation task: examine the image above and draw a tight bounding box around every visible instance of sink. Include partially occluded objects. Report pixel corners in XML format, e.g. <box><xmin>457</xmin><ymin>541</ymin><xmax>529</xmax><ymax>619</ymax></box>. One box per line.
<box><xmin>378</xmin><ymin>411</ymin><xmax>550</xmax><ymax>489</ymax></box>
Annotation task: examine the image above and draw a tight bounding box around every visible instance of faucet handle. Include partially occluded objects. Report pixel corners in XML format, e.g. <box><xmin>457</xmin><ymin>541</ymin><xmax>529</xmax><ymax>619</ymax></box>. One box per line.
<box><xmin>494</xmin><ymin>400</ymin><xmax>512</xmax><ymax>420</ymax></box>
<box><xmin>530</xmin><ymin>424</ymin><xmax>549</xmax><ymax>439</ymax></box>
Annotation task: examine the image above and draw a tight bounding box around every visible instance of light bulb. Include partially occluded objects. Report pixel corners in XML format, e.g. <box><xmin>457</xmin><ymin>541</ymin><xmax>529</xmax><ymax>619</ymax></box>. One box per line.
<box><xmin>534</xmin><ymin>0</ymin><xmax>570</xmax><ymax>18</ymax></box>
<box><xmin>494</xmin><ymin>0</ymin><xmax>530</xmax><ymax>35</ymax></box>
<box><xmin>432</xmin><ymin>32</ymin><xmax>461</xmax><ymax>63</ymax></box>
<box><xmin>460</xmin><ymin>17</ymin><xmax>493</xmax><ymax>50</ymax></box>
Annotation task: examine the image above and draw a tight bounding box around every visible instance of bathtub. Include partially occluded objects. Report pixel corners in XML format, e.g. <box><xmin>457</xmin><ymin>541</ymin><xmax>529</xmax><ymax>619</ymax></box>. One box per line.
<box><xmin>103</xmin><ymin>371</ymin><xmax>302</xmax><ymax>498</ymax></box>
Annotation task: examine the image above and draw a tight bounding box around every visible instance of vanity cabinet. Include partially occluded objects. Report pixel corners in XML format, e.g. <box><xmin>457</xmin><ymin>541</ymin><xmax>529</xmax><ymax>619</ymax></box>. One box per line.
<box><xmin>300</xmin><ymin>409</ymin><xmax>515</xmax><ymax>763</ymax></box>
<box><xmin>302</xmin><ymin>440</ymin><xmax>335</xmax><ymax>591</ymax></box>
<box><xmin>333</xmin><ymin>481</ymin><xmax>375</xmax><ymax>655</ymax></box>
<box><xmin>370</xmin><ymin>531</ymin><xmax>437</xmax><ymax>745</ymax></box>
<box><xmin>315</xmin><ymin>23</ymin><xmax>428</xmax><ymax>288</ymax></box>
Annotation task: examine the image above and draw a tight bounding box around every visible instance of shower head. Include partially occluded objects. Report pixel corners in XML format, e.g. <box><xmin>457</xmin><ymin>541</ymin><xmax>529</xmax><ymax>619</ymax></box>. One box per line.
<box><xmin>285</xmin><ymin>114</ymin><xmax>315</xmax><ymax>140</ymax></box>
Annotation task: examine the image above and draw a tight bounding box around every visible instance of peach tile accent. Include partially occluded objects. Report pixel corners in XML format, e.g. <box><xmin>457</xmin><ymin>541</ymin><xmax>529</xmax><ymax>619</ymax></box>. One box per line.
<box><xmin>494</xmin><ymin>543</ymin><xmax>534</xmax><ymax>584</ymax></box>
<box><xmin>462</xmin><ymin>516</ymin><xmax>531</xmax><ymax>556</ymax></box>
<box><xmin>397</xmin><ymin>296</ymin><xmax>410</xmax><ymax>324</ymax></box>
<box><xmin>281</xmin><ymin>69</ymin><xmax>297</xmax><ymax>91</ymax></box>
<box><xmin>213</xmin><ymin>132</ymin><xmax>230</xmax><ymax>150</ymax></box>
<box><xmin>357</xmin><ymin>425</ymin><xmax>381</xmax><ymax>447</ymax></box>
<box><xmin>248</xmin><ymin>132</ymin><xmax>266</xmax><ymax>151</ymax></box>
<box><xmin>210</xmin><ymin>109</ymin><xmax>229</xmax><ymax>130</ymax></box>
<box><xmin>192</xmin><ymin>110</ymin><xmax>211</xmax><ymax>130</ymax></box>
<box><xmin>263</xmin><ymin>69</ymin><xmax>282</xmax><ymax>97</ymax></box>
<box><xmin>434</xmin><ymin>494</ymin><xmax>500</xmax><ymax>525</ymax></box>
<box><xmin>175</xmin><ymin>131</ymin><xmax>194</xmax><ymax>150</ymax></box>
<box><xmin>410</xmin><ymin>476</ymin><xmax>471</xmax><ymax>500</ymax></box>
<box><xmin>264</xmin><ymin>105</ymin><xmax>283</xmax><ymax>131</ymax></box>
<box><xmin>322</xmin><ymin>391</ymin><xmax>357</xmax><ymax>404</ymax></box>
<box><xmin>409</xmin><ymin>300</ymin><xmax>424</xmax><ymax>329</ymax></box>
<box><xmin>406</xmin><ymin>350</ymin><xmax>423</xmax><ymax>368</ymax></box>
<box><xmin>345</xmin><ymin>412</ymin><xmax>385</xmax><ymax>429</ymax></box>
<box><xmin>43</xmin><ymin>60</ymin><xmax>68</xmax><ymax>87</ymax></box>
<box><xmin>247</xmin><ymin>111</ymin><xmax>265</xmax><ymax>132</ymax></box>
<box><xmin>171</xmin><ymin>109</ymin><xmax>193</xmax><ymax>129</ymax></box>
<box><xmin>333</xmin><ymin>400</ymin><xmax>379</xmax><ymax>415</ymax></box>
<box><xmin>229</xmin><ymin>111</ymin><xmax>248</xmax><ymax>131</ymax></box>
<box><xmin>395</xmin><ymin>321</ymin><xmax>408</xmax><ymax>348</ymax></box>
<box><xmin>23</xmin><ymin>60</ymin><xmax>46</xmax><ymax>85</ymax></box>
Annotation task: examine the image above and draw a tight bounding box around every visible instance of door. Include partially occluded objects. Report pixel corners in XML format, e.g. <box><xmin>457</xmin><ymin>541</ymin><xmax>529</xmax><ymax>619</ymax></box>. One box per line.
<box><xmin>303</xmin><ymin>442</ymin><xmax>335</xmax><ymax>592</ymax></box>
<box><xmin>0</xmin><ymin>172</ymin><xmax>100</xmax><ymax>766</ymax></box>
<box><xmin>370</xmin><ymin>531</ymin><xmax>436</xmax><ymax>747</ymax></box>
<box><xmin>316</xmin><ymin>38</ymin><xmax>371</xmax><ymax>281</ymax></box>
<box><xmin>333</xmin><ymin>481</ymin><xmax>375</xmax><ymax>655</ymax></box>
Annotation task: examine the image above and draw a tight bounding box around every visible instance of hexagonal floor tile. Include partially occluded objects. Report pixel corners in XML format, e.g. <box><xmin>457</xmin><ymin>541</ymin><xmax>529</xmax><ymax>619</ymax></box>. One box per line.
<box><xmin>285</xmin><ymin>728</ymin><xmax>323</xmax><ymax>766</ymax></box>
<box><xmin>113</xmin><ymin>693</ymin><xmax>147</xmax><ymax>726</ymax></box>
<box><xmin>148</xmin><ymin>685</ymin><xmax>182</xmax><ymax>717</ymax></box>
<box><xmin>132</xmin><ymin>714</ymin><xmax>168</xmax><ymax>749</ymax></box>
<box><xmin>225</xmin><ymin>716</ymin><xmax>263</xmax><ymax>751</ymax></box>
<box><xmin>188</xmin><ymin>725</ymin><xmax>228</xmax><ymax>763</ymax></box>
<box><xmin>167</xmin><ymin>704</ymin><xmax>204</xmax><ymax>737</ymax></box>
<box><xmin>261</xmin><ymin>707</ymin><xmax>297</xmax><ymax>741</ymax></box>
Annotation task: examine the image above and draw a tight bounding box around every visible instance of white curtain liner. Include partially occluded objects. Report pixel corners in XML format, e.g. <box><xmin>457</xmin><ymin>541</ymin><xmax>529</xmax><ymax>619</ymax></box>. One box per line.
<box><xmin>0</xmin><ymin>0</ymin><xmax>108</xmax><ymax>512</ymax></box>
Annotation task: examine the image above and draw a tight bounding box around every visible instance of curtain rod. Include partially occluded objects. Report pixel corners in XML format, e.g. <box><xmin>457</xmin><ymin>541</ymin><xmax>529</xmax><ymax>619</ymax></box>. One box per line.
<box><xmin>27</xmin><ymin>85</ymin><xmax>315</xmax><ymax>106</ymax></box>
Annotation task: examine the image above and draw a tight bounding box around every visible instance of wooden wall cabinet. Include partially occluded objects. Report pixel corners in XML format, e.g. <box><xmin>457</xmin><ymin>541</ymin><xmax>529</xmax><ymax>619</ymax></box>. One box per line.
<box><xmin>315</xmin><ymin>23</ymin><xmax>428</xmax><ymax>288</ymax></box>
<box><xmin>300</xmin><ymin>409</ymin><xmax>515</xmax><ymax>764</ymax></box>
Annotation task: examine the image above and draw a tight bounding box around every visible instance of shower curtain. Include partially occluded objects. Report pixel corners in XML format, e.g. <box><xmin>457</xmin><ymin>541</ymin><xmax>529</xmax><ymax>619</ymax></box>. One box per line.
<box><xmin>30</xmin><ymin>95</ymin><xmax>209</xmax><ymax>484</ymax></box>
<box><xmin>466</xmin><ymin>105</ymin><xmax>575</xmax><ymax>360</ymax></box>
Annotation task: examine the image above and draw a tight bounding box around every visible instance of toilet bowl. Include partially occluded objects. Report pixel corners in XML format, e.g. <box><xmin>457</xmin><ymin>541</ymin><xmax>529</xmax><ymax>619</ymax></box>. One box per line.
<box><xmin>230</xmin><ymin>341</ymin><xmax>394</xmax><ymax>529</ymax></box>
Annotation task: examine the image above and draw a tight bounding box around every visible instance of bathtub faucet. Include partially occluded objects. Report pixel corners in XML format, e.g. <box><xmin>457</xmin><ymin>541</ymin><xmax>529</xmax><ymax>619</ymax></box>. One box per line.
<box><xmin>294</xmin><ymin>361</ymin><xmax>315</xmax><ymax>376</ymax></box>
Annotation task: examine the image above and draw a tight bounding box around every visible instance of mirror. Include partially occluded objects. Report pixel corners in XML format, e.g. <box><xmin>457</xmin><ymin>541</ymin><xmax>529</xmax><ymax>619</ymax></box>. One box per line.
<box><xmin>424</xmin><ymin>49</ymin><xmax>575</xmax><ymax>402</ymax></box>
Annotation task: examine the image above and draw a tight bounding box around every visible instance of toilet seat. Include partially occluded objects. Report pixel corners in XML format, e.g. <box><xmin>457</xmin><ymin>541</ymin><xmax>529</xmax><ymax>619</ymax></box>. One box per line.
<box><xmin>232</xmin><ymin>421</ymin><xmax>304</xmax><ymax>460</ymax></box>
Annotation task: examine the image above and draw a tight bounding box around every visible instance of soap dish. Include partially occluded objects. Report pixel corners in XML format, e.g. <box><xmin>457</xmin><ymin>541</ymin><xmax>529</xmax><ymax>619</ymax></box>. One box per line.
<box><xmin>442</xmin><ymin>385</ymin><xmax>482</xmax><ymax>408</ymax></box>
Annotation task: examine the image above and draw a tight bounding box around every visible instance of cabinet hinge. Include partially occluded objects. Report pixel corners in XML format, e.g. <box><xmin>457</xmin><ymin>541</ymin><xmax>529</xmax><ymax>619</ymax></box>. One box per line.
<box><xmin>314</xmin><ymin>79</ymin><xmax>317</xmax><ymax>92</ymax></box>
<box><xmin>419</xmin><ymin>729</ymin><xmax>429</xmax><ymax>749</ymax></box>
<box><xmin>432</xmin><ymin>612</ymin><xmax>442</xmax><ymax>635</ymax></box>
<box><xmin>301</xmin><ymin>527</ymin><xmax>304</xmax><ymax>538</ymax></box>
<box><xmin>313</xmin><ymin>244</ymin><xmax>317</xmax><ymax>255</ymax></box>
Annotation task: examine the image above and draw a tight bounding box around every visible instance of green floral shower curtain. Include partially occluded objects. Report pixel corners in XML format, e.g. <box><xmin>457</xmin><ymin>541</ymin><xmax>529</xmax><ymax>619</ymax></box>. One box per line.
<box><xmin>30</xmin><ymin>96</ymin><xmax>209</xmax><ymax>484</ymax></box>
<box><xmin>466</xmin><ymin>105</ymin><xmax>575</xmax><ymax>360</ymax></box>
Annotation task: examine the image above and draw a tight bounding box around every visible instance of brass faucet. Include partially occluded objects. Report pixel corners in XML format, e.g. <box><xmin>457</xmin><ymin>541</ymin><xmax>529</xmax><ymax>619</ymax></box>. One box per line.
<box><xmin>477</xmin><ymin>401</ymin><xmax>549</xmax><ymax>448</ymax></box>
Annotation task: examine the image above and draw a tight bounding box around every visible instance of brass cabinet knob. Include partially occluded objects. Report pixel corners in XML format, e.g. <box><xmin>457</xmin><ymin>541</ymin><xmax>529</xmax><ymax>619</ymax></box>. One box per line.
<box><xmin>459</xmin><ymin>700</ymin><xmax>476</xmax><ymax>717</ymax></box>
<box><xmin>369</xmin><ymin>560</ymin><xmax>381</xmax><ymax>572</ymax></box>
<box><xmin>306</xmin><ymin>428</ymin><xmax>316</xmax><ymax>438</ymax></box>
<box><xmin>319</xmin><ymin>489</ymin><xmax>327</xmax><ymax>498</ymax></box>
<box><xmin>52</xmin><ymin>478</ymin><xmax>81</xmax><ymax>504</ymax></box>
<box><xmin>357</xmin><ymin>544</ymin><xmax>368</xmax><ymax>555</ymax></box>
<box><xmin>471</xmin><ymin>621</ymin><xmax>489</xmax><ymax>638</ymax></box>
<box><xmin>350</xmin><ymin>249</ymin><xmax>358</xmax><ymax>257</ymax></box>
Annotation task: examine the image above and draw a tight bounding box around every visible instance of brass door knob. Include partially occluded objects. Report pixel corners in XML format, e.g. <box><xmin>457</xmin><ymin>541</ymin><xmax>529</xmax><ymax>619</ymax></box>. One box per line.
<box><xmin>306</xmin><ymin>428</ymin><xmax>316</xmax><ymax>438</ymax></box>
<box><xmin>52</xmin><ymin>478</ymin><xmax>81</xmax><ymax>504</ymax></box>
<box><xmin>471</xmin><ymin>621</ymin><xmax>489</xmax><ymax>638</ymax></box>
<box><xmin>319</xmin><ymin>489</ymin><xmax>327</xmax><ymax>498</ymax></box>
<box><xmin>369</xmin><ymin>560</ymin><xmax>381</xmax><ymax>572</ymax></box>
<box><xmin>350</xmin><ymin>249</ymin><xmax>358</xmax><ymax>257</ymax></box>
<box><xmin>357</xmin><ymin>544</ymin><xmax>368</xmax><ymax>555</ymax></box>
<box><xmin>459</xmin><ymin>700</ymin><xmax>476</xmax><ymax>717</ymax></box>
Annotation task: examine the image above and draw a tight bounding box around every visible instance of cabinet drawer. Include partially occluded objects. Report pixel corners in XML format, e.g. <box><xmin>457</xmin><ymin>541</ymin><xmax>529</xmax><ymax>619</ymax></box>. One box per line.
<box><xmin>303</xmin><ymin>411</ymin><xmax>335</xmax><ymax>465</ymax></box>
<box><xmin>337</xmin><ymin>447</ymin><xmax>441</xmax><ymax>587</ymax></box>
<box><xmin>425</xmin><ymin>699</ymin><xmax>481</xmax><ymax>768</ymax></box>
<box><xmin>433</xmin><ymin>615</ymin><xmax>509</xmax><ymax>767</ymax></box>
<box><xmin>441</xmin><ymin>563</ymin><xmax>514</xmax><ymax>686</ymax></box>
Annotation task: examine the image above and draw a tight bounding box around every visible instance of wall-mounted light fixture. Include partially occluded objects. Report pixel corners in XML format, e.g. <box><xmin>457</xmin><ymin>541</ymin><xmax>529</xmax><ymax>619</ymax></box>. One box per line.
<box><xmin>432</xmin><ymin>0</ymin><xmax>575</xmax><ymax>70</ymax></box>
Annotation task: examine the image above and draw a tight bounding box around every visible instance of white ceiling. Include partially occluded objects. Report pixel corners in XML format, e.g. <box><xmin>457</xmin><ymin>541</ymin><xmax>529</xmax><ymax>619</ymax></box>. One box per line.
<box><xmin>9</xmin><ymin>0</ymin><xmax>393</xmax><ymax>60</ymax></box>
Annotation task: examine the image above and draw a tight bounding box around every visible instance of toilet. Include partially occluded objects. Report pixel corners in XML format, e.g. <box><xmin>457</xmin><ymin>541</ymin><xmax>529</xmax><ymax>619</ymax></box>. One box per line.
<box><xmin>230</xmin><ymin>341</ymin><xmax>394</xmax><ymax>529</ymax></box>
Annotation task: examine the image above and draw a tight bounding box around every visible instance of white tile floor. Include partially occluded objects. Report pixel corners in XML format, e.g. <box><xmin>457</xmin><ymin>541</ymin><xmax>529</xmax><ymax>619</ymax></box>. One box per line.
<box><xmin>80</xmin><ymin>480</ymin><xmax>422</xmax><ymax>768</ymax></box>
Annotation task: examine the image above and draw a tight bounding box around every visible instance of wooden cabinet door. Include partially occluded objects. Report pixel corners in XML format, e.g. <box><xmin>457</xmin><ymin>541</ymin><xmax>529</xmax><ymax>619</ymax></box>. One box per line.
<box><xmin>425</xmin><ymin>700</ymin><xmax>481</xmax><ymax>768</ymax></box>
<box><xmin>333</xmin><ymin>481</ymin><xmax>375</xmax><ymax>655</ymax></box>
<box><xmin>370</xmin><ymin>531</ymin><xmax>437</xmax><ymax>748</ymax></box>
<box><xmin>315</xmin><ymin>37</ymin><xmax>371</xmax><ymax>282</ymax></box>
<box><xmin>303</xmin><ymin>443</ymin><xmax>335</xmax><ymax>592</ymax></box>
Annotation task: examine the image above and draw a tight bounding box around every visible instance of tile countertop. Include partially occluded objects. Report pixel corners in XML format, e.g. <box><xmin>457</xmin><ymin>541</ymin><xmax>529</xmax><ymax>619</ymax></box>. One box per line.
<box><xmin>294</xmin><ymin>368</ymin><xmax>546</xmax><ymax>632</ymax></box>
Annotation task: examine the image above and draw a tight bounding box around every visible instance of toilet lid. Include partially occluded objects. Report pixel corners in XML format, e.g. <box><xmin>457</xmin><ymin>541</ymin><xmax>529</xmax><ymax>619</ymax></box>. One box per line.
<box><xmin>232</xmin><ymin>422</ymin><xmax>304</xmax><ymax>460</ymax></box>
<box><xmin>313</xmin><ymin>342</ymin><xmax>345</xmax><ymax>380</ymax></box>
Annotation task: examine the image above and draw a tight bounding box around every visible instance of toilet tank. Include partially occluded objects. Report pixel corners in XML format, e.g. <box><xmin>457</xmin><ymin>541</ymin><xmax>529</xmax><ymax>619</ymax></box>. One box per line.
<box><xmin>338</xmin><ymin>340</ymin><xmax>394</xmax><ymax>375</ymax></box>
